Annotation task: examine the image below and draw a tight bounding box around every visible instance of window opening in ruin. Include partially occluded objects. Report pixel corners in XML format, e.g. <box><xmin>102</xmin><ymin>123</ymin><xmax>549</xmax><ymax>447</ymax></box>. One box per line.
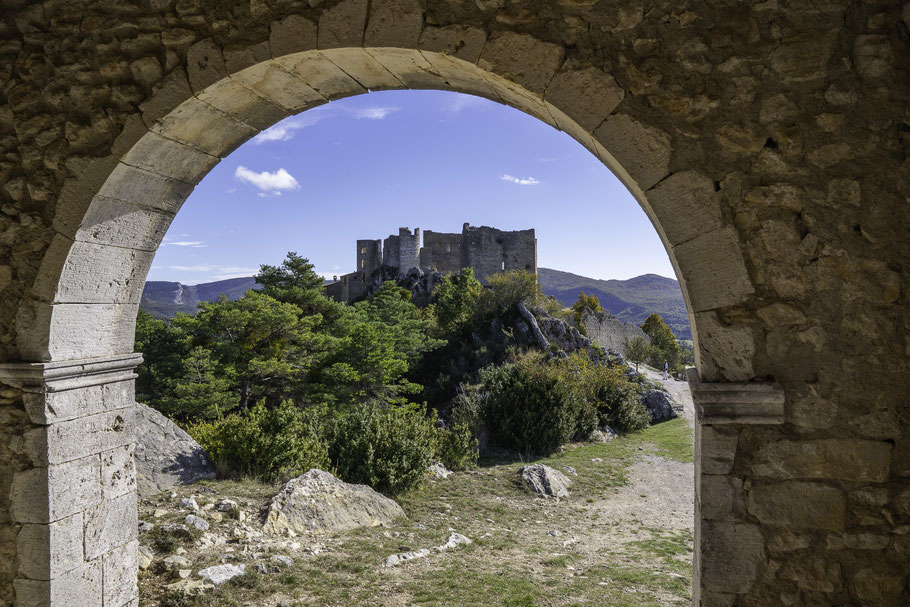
<box><xmin>138</xmin><ymin>88</ymin><xmax>692</xmax><ymax>605</ymax></box>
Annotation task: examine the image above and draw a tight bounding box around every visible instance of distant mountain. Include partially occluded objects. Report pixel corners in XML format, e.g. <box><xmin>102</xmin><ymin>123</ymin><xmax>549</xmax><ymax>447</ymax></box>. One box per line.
<box><xmin>140</xmin><ymin>277</ymin><xmax>259</xmax><ymax>319</ymax></box>
<box><xmin>537</xmin><ymin>268</ymin><xmax>690</xmax><ymax>341</ymax></box>
<box><xmin>142</xmin><ymin>269</ymin><xmax>691</xmax><ymax>341</ymax></box>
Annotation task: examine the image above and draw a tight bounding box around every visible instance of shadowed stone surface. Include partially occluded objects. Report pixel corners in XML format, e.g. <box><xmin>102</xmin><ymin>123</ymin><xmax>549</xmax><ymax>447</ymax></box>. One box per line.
<box><xmin>134</xmin><ymin>403</ymin><xmax>215</xmax><ymax>497</ymax></box>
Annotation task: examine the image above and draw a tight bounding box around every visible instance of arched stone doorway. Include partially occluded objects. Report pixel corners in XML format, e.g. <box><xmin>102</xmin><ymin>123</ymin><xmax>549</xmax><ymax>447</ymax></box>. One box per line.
<box><xmin>0</xmin><ymin>2</ymin><xmax>906</xmax><ymax>606</ymax></box>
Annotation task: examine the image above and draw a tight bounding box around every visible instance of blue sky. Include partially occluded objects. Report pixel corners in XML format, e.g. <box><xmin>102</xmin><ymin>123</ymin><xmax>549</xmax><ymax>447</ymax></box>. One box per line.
<box><xmin>149</xmin><ymin>90</ymin><xmax>675</xmax><ymax>284</ymax></box>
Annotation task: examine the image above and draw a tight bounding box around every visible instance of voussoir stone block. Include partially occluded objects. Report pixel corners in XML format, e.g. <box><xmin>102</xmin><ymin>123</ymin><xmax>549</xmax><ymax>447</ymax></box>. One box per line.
<box><xmin>74</xmin><ymin>195</ymin><xmax>174</xmax><ymax>252</ymax></box>
<box><xmin>321</xmin><ymin>48</ymin><xmax>402</xmax><ymax>90</ymax></box>
<box><xmin>22</xmin><ymin>302</ymin><xmax>140</xmax><ymax>361</ymax></box>
<box><xmin>97</xmin><ymin>163</ymin><xmax>194</xmax><ymax>214</ymax></box>
<box><xmin>230</xmin><ymin>60</ymin><xmax>326</xmax><ymax>113</ymax></box>
<box><xmin>44</xmin><ymin>240</ymin><xmax>154</xmax><ymax>306</ymax></box>
<box><xmin>419</xmin><ymin>51</ymin><xmax>501</xmax><ymax>102</ymax></box>
<box><xmin>694</xmin><ymin>311</ymin><xmax>756</xmax><ymax>382</ymax></box>
<box><xmin>83</xmin><ymin>492</ymin><xmax>138</xmax><ymax>561</ymax></box>
<box><xmin>545</xmin><ymin>67</ymin><xmax>624</xmax><ymax>133</ymax></box>
<box><xmin>366</xmin><ymin>47</ymin><xmax>448</xmax><ymax>90</ymax></box>
<box><xmin>751</xmin><ymin>439</ymin><xmax>892</xmax><ymax>482</ymax></box>
<box><xmin>673</xmin><ymin>227</ymin><xmax>755</xmax><ymax>313</ymax></box>
<box><xmin>276</xmin><ymin>52</ymin><xmax>367</xmax><ymax>100</ymax></box>
<box><xmin>196</xmin><ymin>77</ymin><xmax>291</xmax><ymax>131</ymax></box>
<box><xmin>149</xmin><ymin>96</ymin><xmax>258</xmax><ymax>158</ymax></box>
<box><xmin>594</xmin><ymin>114</ymin><xmax>671</xmax><ymax>191</ymax></box>
<box><xmin>646</xmin><ymin>171</ymin><xmax>723</xmax><ymax>246</ymax></box>
<box><xmin>747</xmin><ymin>481</ymin><xmax>845</xmax><ymax>531</ymax></box>
<box><xmin>121</xmin><ymin>131</ymin><xmax>219</xmax><ymax>184</ymax></box>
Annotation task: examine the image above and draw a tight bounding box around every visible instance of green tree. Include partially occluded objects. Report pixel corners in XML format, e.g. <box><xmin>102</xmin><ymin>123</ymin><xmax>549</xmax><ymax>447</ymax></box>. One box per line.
<box><xmin>433</xmin><ymin>267</ymin><xmax>483</xmax><ymax>336</ymax></box>
<box><xmin>134</xmin><ymin>309</ymin><xmax>189</xmax><ymax>412</ymax></box>
<box><xmin>640</xmin><ymin>312</ymin><xmax>680</xmax><ymax>369</ymax></box>
<box><xmin>571</xmin><ymin>292</ymin><xmax>603</xmax><ymax>335</ymax></box>
<box><xmin>170</xmin><ymin>346</ymin><xmax>237</xmax><ymax>419</ymax></box>
<box><xmin>479</xmin><ymin>269</ymin><xmax>539</xmax><ymax>318</ymax></box>
<box><xmin>255</xmin><ymin>252</ymin><xmax>345</xmax><ymax>326</ymax></box>
<box><xmin>623</xmin><ymin>336</ymin><xmax>652</xmax><ymax>373</ymax></box>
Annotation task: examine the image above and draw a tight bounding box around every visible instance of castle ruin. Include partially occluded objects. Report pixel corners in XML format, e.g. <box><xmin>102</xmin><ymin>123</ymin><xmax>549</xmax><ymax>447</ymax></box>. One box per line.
<box><xmin>326</xmin><ymin>223</ymin><xmax>537</xmax><ymax>303</ymax></box>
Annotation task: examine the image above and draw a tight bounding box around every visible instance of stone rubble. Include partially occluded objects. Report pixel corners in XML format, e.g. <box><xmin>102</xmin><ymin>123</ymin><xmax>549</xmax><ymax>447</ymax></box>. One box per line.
<box><xmin>519</xmin><ymin>464</ymin><xmax>572</xmax><ymax>499</ymax></box>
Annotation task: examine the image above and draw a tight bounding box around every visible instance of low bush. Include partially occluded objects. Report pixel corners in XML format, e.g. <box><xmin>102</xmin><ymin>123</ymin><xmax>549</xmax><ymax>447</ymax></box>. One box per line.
<box><xmin>436</xmin><ymin>385</ymin><xmax>482</xmax><ymax>470</ymax></box>
<box><xmin>186</xmin><ymin>400</ymin><xmax>330</xmax><ymax>482</ymax></box>
<box><xmin>328</xmin><ymin>402</ymin><xmax>440</xmax><ymax>495</ymax></box>
<box><xmin>478</xmin><ymin>351</ymin><xmax>587</xmax><ymax>456</ymax></box>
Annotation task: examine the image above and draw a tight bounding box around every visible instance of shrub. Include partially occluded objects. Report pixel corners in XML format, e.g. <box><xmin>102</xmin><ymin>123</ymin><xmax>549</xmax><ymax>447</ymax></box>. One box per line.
<box><xmin>186</xmin><ymin>400</ymin><xmax>330</xmax><ymax>482</ymax></box>
<box><xmin>478</xmin><ymin>351</ymin><xmax>586</xmax><ymax>456</ymax></box>
<box><xmin>578</xmin><ymin>361</ymin><xmax>650</xmax><ymax>434</ymax></box>
<box><xmin>478</xmin><ymin>270</ymin><xmax>539</xmax><ymax>319</ymax></box>
<box><xmin>436</xmin><ymin>385</ymin><xmax>482</xmax><ymax>470</ymax></box>
<box><xmin>329</xmin><ymin>402</ymin><xmax>440</xmax><ymax>495</ymax></box>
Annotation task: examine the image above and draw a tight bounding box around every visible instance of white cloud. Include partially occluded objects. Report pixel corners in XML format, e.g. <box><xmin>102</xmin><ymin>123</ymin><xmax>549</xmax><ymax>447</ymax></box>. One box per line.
<box><xmin>501</xmin><ymin>174</ymin><xmax>540</xmax><ymax>186</ymax></box>
<box><xmin>235</xmin><ymin>166</ymin><xmax>300</xmax><ymax>196</ymax></box>
<box><xmin>353</xmin><ymin>106</ymin><xmax>399</xmax><ymax>120</ymax></box>
<box><xmin>164</xmin><ymin>241</ymin><xmax>207</xmax><ymax>248</ymax></box>
<box><xmin>441</xmin><ymin>94</ymin><xmax>493</xmax><ymax>120</ymax></box>
<box><xmin>252</xmin><ymin>111</ymin><xmax>327</xmax><ymax>145</ymax></box>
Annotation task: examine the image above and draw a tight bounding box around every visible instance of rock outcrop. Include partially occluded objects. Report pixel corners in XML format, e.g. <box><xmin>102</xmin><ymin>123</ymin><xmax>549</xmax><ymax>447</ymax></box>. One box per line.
<box><xmin>641</xmin><ymin>389</ymin><xmax>678</xmax><ymax>424</ymax></box>
<box><xmin>580</xmin><ymin>309</ymin><xmax>650</xmax><ymax>356</ymax></box>
<box><xmin>134</xmin><ymin>403</ymin><xmax>216</xmax><ymax>496</ymax></box>
<box><xmin>519</xmin><ymin>464</ymin><xmax>572</xmax><ymax>499</ymax></box>
<box><xmin>260</xmin><ymin>469</ymin><xmax>405</xmax><ymax>536</ymax></box>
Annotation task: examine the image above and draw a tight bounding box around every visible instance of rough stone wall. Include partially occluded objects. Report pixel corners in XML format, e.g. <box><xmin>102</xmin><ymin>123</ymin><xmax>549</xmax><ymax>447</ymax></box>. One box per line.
<box><xmin>382</xmin><ymin>235</ymin><xmax>401</xmax><ymax>269</ymax></box>
<box><xmin>0</xmin><ymin>1</ymin><xmax>906</xmax><ymax>605</ymax></box>
<box><xmin>419</xmin><ymin>230</ymin><xmax>461</xmax><ymax>274</ymax></box>
<box><xmin>356</xmin><ymin>239</ymin><xmax>381</xmax><ymax>276</ymax></box>
<box><xmin>460</xmin><ymin>224</ymin><xmax>537</xmax><ymax>283</ymax></box>
<box><xmin>397</xmin><ymin>227</ymin><xmax>421</xmax><ymax>272</ymax></box>
<box><xmin>580</xmin><ymin>309</ymin><xmax>649</xmax><ymax>356</ymax></box>
<box><xmin>325</xmin><ymin>272</ymin><xmax>367</xmax><ymax>303</ymax></box>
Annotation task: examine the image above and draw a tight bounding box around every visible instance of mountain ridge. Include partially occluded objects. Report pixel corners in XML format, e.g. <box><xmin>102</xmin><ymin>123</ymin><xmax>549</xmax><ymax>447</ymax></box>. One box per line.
<box><xmin>141</xmin><ymin>268</ymin><xmax>691</xmax><ymax>340</ymax></box>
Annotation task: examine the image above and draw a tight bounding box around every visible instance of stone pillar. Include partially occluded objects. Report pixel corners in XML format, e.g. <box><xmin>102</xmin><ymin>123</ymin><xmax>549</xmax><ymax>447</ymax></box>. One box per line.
<box><xmin>688</xmin><ymin>368</ymin><xmax>785</xmax><ymax>606</ymax></box>
<box><xmin>0</xmin><ymin>354</ymin><xmax>142</xmax><ymax>607</ymax></box>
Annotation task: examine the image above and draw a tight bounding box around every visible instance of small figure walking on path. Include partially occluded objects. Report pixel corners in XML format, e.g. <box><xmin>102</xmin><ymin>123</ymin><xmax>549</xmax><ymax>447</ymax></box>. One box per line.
<box><xmin>663</xmin><ymin>360</ymin><xmax>669</xmax><ymax>380</ymax></box>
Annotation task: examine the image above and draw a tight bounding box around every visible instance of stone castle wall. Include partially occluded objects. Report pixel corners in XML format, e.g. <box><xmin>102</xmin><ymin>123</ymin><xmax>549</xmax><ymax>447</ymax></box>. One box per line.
<box><xmin>419</xmin><ymin>230</ymin><xmax>462</xmax><ymax>274</ymax></box>
<box><xmin>356</xmin><ymin>239</ymin><xmax>382</xmax><ymax>276</ymax></box>
<box><xmin>460</xmin><ymin>225</ymin><xmax>537</xmax><ymax>283</ymax></box>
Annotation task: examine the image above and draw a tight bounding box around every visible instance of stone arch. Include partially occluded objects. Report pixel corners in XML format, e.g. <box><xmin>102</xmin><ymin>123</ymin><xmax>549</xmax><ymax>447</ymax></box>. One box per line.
<box><xmin>0</xmin><ymin>2</ymin><xmax>907</xmax><ymax>606</ymax></box>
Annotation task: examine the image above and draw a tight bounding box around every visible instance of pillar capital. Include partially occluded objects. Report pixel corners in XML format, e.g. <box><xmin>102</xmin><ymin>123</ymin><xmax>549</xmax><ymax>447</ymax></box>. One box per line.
<box><xmin>687</xmin><ymin>367</ymin><xmax>785</xmax><ymax>425</ymax></box>
<box><xmin>0</xmin><ymin>353</ymin><xmax>143</xmax><ymax>392</ymax></box>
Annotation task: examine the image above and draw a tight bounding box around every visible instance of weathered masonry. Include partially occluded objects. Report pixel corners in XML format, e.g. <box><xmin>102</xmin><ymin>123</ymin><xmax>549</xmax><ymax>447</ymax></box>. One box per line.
<box><xmin>326</xmin><ymin>223</ymin><xmax>537</xmax><ymax>302</ymax></box>
<box><xmin>0</xmin><ymin>1</ymin><xmax>907</xmax><ymax>606</ymax></box>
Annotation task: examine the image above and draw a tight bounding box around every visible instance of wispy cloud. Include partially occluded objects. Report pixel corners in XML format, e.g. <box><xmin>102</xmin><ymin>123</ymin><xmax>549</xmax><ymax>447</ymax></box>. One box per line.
<box><xmin>235</xmin><ymin>166</ymin><xmax>300</xmax><ymax>196</ymax></box>
<box><xmin>441</xmin><ymin>94</ymin><xmax>493</xmax><ymax>121</ymax></box>
<box><xmin>353</xmin><ymin>106</ymin><xmax>399</xmax><ymax>120</ymax></box>
<box><xmin>164</xmin><ymin>241</ymin><xmax>207</xmax><ymax>248</ymax></box>
<box><xmin>252</xmin><ymin>111</ymin><xmax>327</xmax><ymax>145</ymax></box>
<box><xmin>501</xmin><ymin>174</ymin><xmax>540</xmax><ymax>186</ymax></box>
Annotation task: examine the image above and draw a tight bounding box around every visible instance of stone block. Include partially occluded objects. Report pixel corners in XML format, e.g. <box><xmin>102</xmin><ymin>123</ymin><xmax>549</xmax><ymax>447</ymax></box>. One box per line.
<box><xmin>138</xmin><ymin>67</ymin><xmax>194</xmax><ymax>126</ymax></box>
<box><xmin>366</xmin><ymin>48</ymin><xmax>448</xmax><ymax>90</ymax></box>
<box><xmin>102</xmin><ymin>444</ymin><xmax>136</xmax><ymax>500</ymax></box>
<box><xmin>149</xmin><ymin>96</ymin><xmax>258</xmax><ymax>157</ymax></box>
<box><xmin>186</xmin><ymin>38</ymin><xmax>227</xmax><ymax>92</ymax></box>
<box><xmin>322</xmin><ymin>48</ymin><xmax>402</xmax><ymax>90</ymax></box>
<box><xmin>419</xmin><ymin>51</ymin><xmax>500</xmax><ymax>101</ymax></box>
<box><xmin>17</xmin><ymin>512</ymin><xmax>83</xmax><ymax>579</ymax></box>
<box><xmin>84</xmin><ymin>492</ymin><xmax>138</xmax><ymax>561</ymax></box>
<box><xmin>21</xmin><ymin>379</ymin><xmax>135</xmax><ymax>425</ymax></box>
<box><xmin>11</xmin><ymin>455</ymin><xmax>101</xmax><ymax>523</ymax></box>
<box><xmin>779</xmin><ymin>555</ymin><xmax>842</xmax><ymax>592</ymax></box>
<box><xmin>230</xmin><ymin>60</ymin><xmax>326</xmax><ymax>112</ymax></box>
<box><xmin>74</xmin><ymin>195</ymin><xmax>174</xmax><ymax>252</ymax></box>
<box><xmin>478</xmin><ymin>69</ymin><xmax>558</xmax><ymax>129</ymax></box>
<box><xmin>747</xmin><ymin>481</ymin><xmax>845</xmax><ymax>531</ymax></box>
<box><xmin>673</xmin><ymin>227</ymin><xmax>755</xmax><ymax>313</ymax></box>
<box><xmin>13</xmin><ymin>559</ymin><xmax>102</xmax><ymax>607</ymax></box>
<box><xmin>645</xmin><ymin>171</ymin><xmax>723</xmax><ymax>246</ymax></box>
<box><xmin>479</xmin><ymin>32</ymin><xmax>564</xmax><ymax>95</ymax></box>
<box><xmin>38</xmin><ymin>239</ymin><xmax>153</xmax><ymax>306</ymax></box>
<box><xmin>97</xmin><ymin>162</ymin><xmax>194</xmax><ymax>214</ymax></box>
<box><xmin>699</xmin><ymin>474</ymin><xmax>742</xmax><ymax>521</ymax></box>
<box><xmin>699</xmin><ymin>521</ymin><xmax>765</xmax><ymax>594</ymax></box>
<box><xmin>418</xmin><ymin>25</ymin><xmax>487</xmax><ymax>63</ymax></box>
<box><xmin>697</xmin><ymin>425</ymin><xmax>738</xmax><ymax>475</ymax></box>
<box><xmin>196</xmin><ymin>76</ymin><xmax>291</xmax><ymax>130</ymax></box>
<box><xmin>277</xmin><ymin>52</ymin><xmax>367</xmax><ymax>100</ymax></box>
<box><xmin>121</xmin><ymin>131</ymin><xmax>219</xmax><ymax>184</ymax></box>
<box><xmin>545</xmin><ymin>67</ymin><xmax>624</xmax><ymax>133</ymax></box>
<box><xmin>853</xmin><ymin>567</ymin><xmax>905</xmax><ymax>604</ymax></box>
<box><xmin>270</xmin><ymin>14</ymin><xmax>318</xmax><ymax>58</ymax></box>
<box><xmin>364</xmin><ymin>0</ymin><xmax>424</xmax><ymax>48</ymax></box>
<box><xmin>103</xmin><ymin>539</ymin><xmax>138</xmax><ymax>607</ymax></box>
<box><xmin>318</xmin><ymin>0</ymin><xmax>369</xmax><ymax>49</ymax></box>
<box><xmin>595</xmin><ymin>113</ymin><xmax>671</xmax><ymax>191</ymax></box>
<box><xmin>24</xmin><ymin>407</ymin><xmax>134</xmax><ymax>467</ymax></box>
<box><xmin>752</xmin><ymin>439</ymin><xmax>892</xmax><ymax>482</ymax></box>
<box><xmin>693</xmin><ymin>311</ymin><xmax>756</xmax><ymax>382</ymax></box>
<box><xmin>21</xmin><ymin>302</ymin><xmax>140</xmax><ymax>362</ymax></box>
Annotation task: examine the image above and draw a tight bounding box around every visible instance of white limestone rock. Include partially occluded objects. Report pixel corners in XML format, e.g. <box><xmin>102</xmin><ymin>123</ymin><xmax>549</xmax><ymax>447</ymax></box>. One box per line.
<box><xmin>383</xmin><ymin>548</ymin><xmax>430</xmax><ymax>567</ymax></box>
<box><xmin>519</xmin><ymin>464</ymin><xmax>571</xmax><ymax>499</ymax></box>
<box><xmin>198</xmin><ymin>563</ymin><xmax>246</xmax><ymax>586</ymax></box>
<box><xmin>260</xmin><ymin>469</ymin><xmax>405</xmax><ymax>536</ymax></box>
<box><xmin>135</xmin><ymin>402</ymin><xmax>215</xmax><ymax>496</ymax></box>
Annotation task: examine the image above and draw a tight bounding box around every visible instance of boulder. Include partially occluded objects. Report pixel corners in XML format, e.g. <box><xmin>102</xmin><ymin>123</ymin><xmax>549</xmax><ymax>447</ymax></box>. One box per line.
<box><xmin>427</xmin><ymin>462</ymin><xmax>452</xmax><ymax>479</ymax></box>
<box><xmin>260</xmin><ymin>469</ymin><xmax>405</xmax><ymax>536</ymax></box>
<box><xmin>641</xmin><ymin>389</ymin><xmax>677</xmax><ymax>424</ymax></box>
<box><xmin>134</xmin><ymin>402</ymin><xmax>216</xmax><ymax>497</ymax></box>
<box><xmin>519</xmin><ymin>464</ymin><xmax>571</xmax><ymax>499</ymax></box>
<box><xmin>198</xmin><ymin>564</ymin><xmax>245</xmax><ymax>586</ymax></box>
